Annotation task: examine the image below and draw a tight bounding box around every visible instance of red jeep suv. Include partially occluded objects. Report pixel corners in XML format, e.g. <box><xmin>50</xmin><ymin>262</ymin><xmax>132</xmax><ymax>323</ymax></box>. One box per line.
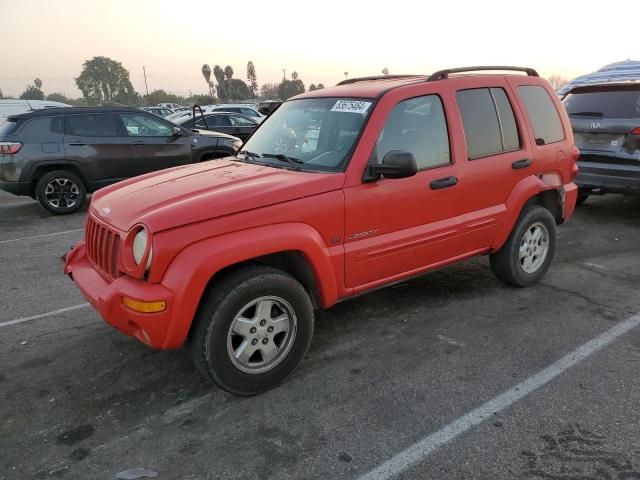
<box><xmin>65</xmin><ymin>66</ymin><xmax>579</xmax><ymax>395</ymax></box>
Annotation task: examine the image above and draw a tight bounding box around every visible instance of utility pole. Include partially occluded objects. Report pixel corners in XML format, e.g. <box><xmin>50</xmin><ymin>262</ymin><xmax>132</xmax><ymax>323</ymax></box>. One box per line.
<box><xmin>282</xmin><ymin>68</ymin><xmax>287</xmax><ymax>80</ymax></box>
<box><xmin>142</xmin><ymin>66</ymin><xmax>149</xmax><ymax>97</ymax></box>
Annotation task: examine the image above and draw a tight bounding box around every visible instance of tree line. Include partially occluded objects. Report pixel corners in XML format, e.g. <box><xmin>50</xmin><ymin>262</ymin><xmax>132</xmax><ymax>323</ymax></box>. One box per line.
<box><xmin>5</xmin><ymin>56</ymin><xmax>326</xmax><ymax>107</ymax></box>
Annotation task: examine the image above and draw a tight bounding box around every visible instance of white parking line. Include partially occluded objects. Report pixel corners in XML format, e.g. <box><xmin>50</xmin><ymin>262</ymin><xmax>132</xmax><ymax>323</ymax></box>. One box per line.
<box><xmin>0</xmin><ymin>228</ymin><xmax>83</xmax><ymax>245</ymax></box>
<box><xmin>358</xmin><ymin>313</ymin><xmax>640</xmax><ymax>480</ymax></box>
<box><xmin>0</xmin><ymin>303</ymin><xmax>91</xmax><ymax>328</ymax></box>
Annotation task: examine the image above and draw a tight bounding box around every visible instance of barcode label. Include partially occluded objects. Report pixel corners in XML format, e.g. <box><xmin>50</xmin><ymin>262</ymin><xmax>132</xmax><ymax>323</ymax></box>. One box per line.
<box><xmin>331</xmin><ymin>100</ymin><xmax>372</xmax><ymax>115</ymax></box>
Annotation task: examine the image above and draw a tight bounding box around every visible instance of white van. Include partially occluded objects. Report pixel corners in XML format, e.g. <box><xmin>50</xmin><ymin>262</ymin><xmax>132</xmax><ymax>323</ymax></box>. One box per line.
<box><xmin>0</xmin><ymin>99</ymin><xmax>71</xmax><ymax>124</ymax></box>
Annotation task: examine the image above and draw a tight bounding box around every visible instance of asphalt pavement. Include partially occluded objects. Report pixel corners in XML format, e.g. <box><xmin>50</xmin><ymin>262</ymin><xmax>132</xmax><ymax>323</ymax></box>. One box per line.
<box><xmin>1</xmin><ymin>190</ymin><xmax>639</xmax><ymax>480</ymax></box>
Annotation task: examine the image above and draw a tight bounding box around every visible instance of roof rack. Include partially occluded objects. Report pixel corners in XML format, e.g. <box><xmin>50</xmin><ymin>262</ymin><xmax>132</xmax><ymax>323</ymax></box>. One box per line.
<box><xmin>337</xmin><ymin>74</ymin><xmax>424</xmax><ymax>86</ymax></box>
<box><xmin>427</xmin><ymin>66</ymin><xmax>539</xmax><ymax>81</ymax></box>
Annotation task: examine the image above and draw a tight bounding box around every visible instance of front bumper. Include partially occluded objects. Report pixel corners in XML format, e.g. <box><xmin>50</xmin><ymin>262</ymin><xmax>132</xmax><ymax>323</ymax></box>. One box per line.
<box><xmin>64</xmin><ymin>242</ymin><xmax>175</xmax><ymax>349</ymax></box>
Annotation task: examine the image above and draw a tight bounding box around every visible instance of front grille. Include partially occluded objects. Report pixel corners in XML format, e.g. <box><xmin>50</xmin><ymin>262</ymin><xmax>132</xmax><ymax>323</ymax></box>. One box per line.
<box><xmin>85</xmin><ymin>215</ymin><xmax>120</xmax><ymax>280</ymax></box>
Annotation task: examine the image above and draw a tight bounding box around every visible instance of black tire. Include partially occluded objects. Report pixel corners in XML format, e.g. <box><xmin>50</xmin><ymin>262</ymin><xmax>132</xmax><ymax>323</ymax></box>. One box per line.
<box><xmin>35</xmin><ymin>170</ymin><xmax>86</xmax><ymax>214</ymax></box>
<box><xmin>490</xmin><ymin>205</ymin><xmax>556</xmax><ymax>287</ymax></box>
<box><xmin>576</xmin><ymin>189</ymin><xmax>590</xmax><ymax>206</ymax></box>
<box><xmin>190</xmin><ymin>265</ymin><xmax>314</xmax><ymax>395</ymax></box>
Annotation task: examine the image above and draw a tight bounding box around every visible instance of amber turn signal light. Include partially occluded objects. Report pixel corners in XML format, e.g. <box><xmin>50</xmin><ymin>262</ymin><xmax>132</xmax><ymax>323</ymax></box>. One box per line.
<box><xmin>121</xmin><ymin>296</ymin><xmax>166</xmax><ymax>313</ymax></box>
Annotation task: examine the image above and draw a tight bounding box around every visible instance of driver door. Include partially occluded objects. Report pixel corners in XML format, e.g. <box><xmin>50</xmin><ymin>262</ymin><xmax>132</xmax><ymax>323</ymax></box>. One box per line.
<box><xmin>118</xmin><ymin>112</ymin><xmax>192</xmax><ymax>175</ymax></box>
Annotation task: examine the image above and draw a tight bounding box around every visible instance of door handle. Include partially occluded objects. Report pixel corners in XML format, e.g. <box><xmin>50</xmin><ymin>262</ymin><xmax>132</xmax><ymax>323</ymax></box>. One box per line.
<box><xmin>430</xmin><ymin>176</ymin><xmax>458</xmax><ymax>190</ymax></box>
<box><xmin>132</xmin><ymin>140</ymin><xmax>147</xmax><ymax>145</ymax></box>
<box><xmin>68</xmin><ymin>142</ymin><xmax>86</xmax><ymax>146</ymax></box>
<box><xmin>512</xmin><ymin>158</ymin><xmax>531</xmax><ymax>169</ymax></box>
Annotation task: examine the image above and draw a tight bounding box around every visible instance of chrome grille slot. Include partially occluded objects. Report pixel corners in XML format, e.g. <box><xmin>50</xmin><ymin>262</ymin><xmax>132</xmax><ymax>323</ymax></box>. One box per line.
<box><xmin>85</xmin><ymin>215</ymin><xmax>121</xmax><ymax>280</ymax></box>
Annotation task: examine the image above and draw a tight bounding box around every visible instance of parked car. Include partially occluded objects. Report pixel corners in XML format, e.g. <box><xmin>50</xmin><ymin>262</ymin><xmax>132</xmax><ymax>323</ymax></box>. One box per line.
<box><xmin>165</xmin><ymin>110</ymin><xmax>194</xmax><ymax>122</ymax></box>
<box><xmin>175</xmin><ymin>112</ymin><xmax>258</xmax><ymax>140</ymax></box>
<box><xmin>205</xmin><ymin>104</ymin><xmax>265</xmax><ymax>123</ymax></box>
<box><xmin>0</xmin><ymin>99</ymin><xmax>71</xmax><ymax>125</ymax></box>
<box><xmin>258</xmin><ymin>100</ymin><xmax>283</xmax><ymax>116</ymax></box>
<box><xmin>0</xmin><ymin>107</ymin><xmax>242</xmax><ymax>214</ymax></box>
<box><xmin>562</xmin><ymin>83</ymin><xmax>640</xmax><ymax>203</ymax></box>
<box><xmin>158</xmin><ymin>103</ymin><xmax>184</xmax><ymax>111</ymax></box>
<box><xmin>64</xmin><ymin>67</ymin><xmax>579</xmax><ymax>395</ymax></box>
<box><xmin>141</xmin><ymin>107</ymin><xmax>175</xmax><ymax>117</ymax></box>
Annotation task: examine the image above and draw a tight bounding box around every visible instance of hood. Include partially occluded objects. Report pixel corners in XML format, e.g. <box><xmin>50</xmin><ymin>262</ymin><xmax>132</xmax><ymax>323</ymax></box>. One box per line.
<box><xmin>90</xmin><ymin>160</ymin><xmax>345</xmax><ymax>232</ymax></box>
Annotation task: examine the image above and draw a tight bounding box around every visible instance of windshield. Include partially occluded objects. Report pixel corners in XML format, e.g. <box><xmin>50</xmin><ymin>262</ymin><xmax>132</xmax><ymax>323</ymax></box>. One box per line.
<box><xmin>563</xmin><ymin>89</ymin><xmax>640</xmax><ymax>119</ymax></box>
<box><xmin>237</xmin><ymin>97</ymin><xmax>372</xmax><ymax>172</ymax></box>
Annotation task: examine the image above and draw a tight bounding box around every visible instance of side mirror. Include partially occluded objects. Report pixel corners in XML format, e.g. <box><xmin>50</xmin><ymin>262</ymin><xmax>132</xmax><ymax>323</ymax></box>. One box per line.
<box><xmin>172</xmin><ymin>126</ymin><xmax>183</xmax><ymax>136</ymax></box>
<box><xmin>368</xmin><ymin>150</ymin><xmax>417</xmax><ymax>180</ymax></box>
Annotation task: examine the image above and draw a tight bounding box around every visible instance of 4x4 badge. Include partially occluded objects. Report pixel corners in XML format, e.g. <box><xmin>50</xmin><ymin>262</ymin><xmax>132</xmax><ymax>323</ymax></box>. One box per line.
<box><xmin>102</xmin><ymin>207</ymin><xmax>111</xmax><ymax>215</ymax></box>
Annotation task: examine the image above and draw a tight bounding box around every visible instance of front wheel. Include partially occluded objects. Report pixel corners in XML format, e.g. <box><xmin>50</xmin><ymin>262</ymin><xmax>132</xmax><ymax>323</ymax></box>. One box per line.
<box><xmin>190</xmin><ymin>266</ymin><xmax>314</xmax><ymax>395</ymax></box>
<box><xmin>490</xmin><ymin>205</ymin><xmax>556</xmax><ymax>287</ymax></box>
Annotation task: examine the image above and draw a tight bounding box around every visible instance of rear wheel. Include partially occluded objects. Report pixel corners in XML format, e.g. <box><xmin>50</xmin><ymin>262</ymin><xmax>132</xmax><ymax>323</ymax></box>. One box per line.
<box><xmin>490</xmin><ymin>205</ymin><xmax>556</xmax><ymax>287</ymax></box>
<box><xmin>35</xmin><ymin>170</ymin><xmax>86</xmax><ymax>214</ymax></box>
<box><xmin>576</xmin><ymin>189</ymin><xmax>590</xmax><ymax>206</ymax></box>
<box><xmin>190</xmin><ymin>265</ymin><xmax>314</xmax><ymax>395</ymax></box>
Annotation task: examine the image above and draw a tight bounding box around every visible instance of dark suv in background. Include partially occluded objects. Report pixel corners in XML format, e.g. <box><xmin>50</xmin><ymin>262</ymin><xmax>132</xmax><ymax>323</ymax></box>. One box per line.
<box><xmin>0</xmin><ymin>107</ymin><xmax>241</xmax><ymax>214</ymax></box>
<box><xmin>562</xmin><ymin>84</ymin><xmax>640</xmax><ymax>204</ymax></box>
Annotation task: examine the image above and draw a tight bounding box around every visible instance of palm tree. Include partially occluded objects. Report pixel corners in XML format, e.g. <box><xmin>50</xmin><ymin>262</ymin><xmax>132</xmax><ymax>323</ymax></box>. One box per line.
<box><xmin>213</xmin><ymin>65</ymin><xmax>225</xmax><ymax>100</ymax></box>
<box><xmin>382</xmin><ymin>68</ymin><xmax>389</xmax><ymax>75</ymax></box>
<box><xmin>291</xmin><ymin>71</ymin><xmax>299</xmax><ymax>80</ymax></box>
<box><xmin>224</xmin><ymin>65</ymin><xmax>234</xmax><ymax>101</ymax></box>
<box><xmin>201</xmin><ymin>64</ymin><xmax>213</xmax><ymax>100</ymax></box>
<box><xmin>344</xmin><ymin>71</ymin><xmax>348</xmax><ymax>79</ymax></box>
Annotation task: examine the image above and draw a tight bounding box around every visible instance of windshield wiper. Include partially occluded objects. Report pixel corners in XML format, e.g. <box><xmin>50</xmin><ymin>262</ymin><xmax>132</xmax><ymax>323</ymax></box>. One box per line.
<box><xmin>261</xmin><ymin>153</ymin><xmax>305</xmax><ymax>166</ymax></box>
<box><xmin>236</xmin><ymin>150</ymin><xmax>261</xmax><ymax>163</ymax></box>
<box><xmin>569</xmin><ymin>111</ymin><xmax>603</xmax><ymax>117</ymax></box>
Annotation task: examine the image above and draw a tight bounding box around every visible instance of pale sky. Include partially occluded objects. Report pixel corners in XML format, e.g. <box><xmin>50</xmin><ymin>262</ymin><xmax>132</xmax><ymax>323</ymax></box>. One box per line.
<box><xmin>2</xmin><ymin>0</ymin><xmax>638</xmax><ymax>98</ymax></box>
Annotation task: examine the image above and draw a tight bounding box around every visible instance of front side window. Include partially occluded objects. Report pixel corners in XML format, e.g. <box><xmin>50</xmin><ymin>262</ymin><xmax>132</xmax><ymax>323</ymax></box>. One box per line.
<box><xmin>518</xmin><ymin>85</ymin><xmax>564</xmax><ymax>145</ymax></box>
<box><xmin>241</xmin><ymin>108</ymin><xmax>258</xmax><ymax>117</ymax></box>
<box><xmin>66</xmin><ymin>114</ymin><xmax>119</xmax><ymax>137</ymax></box>
<box><xmin>238</xmin><ymin>97</ymin><xmax>371</xmax><ymax>172</ymax></box>
<box><xmin>375</xmin><ymin>95</ymin><xmax>450</xmax><ymax>170</ymax></box>
<box><xmin>120</xmin><ymin>113</ymin><xmax>173</xmax><ymax>137</ymax></box>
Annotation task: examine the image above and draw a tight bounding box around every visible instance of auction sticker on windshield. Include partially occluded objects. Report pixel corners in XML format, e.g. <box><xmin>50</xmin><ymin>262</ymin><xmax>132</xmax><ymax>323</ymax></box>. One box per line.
<box><xmin>331</xmin><ymin>100</ymin><xmax>372</xmax><ymax>115</ymax></box>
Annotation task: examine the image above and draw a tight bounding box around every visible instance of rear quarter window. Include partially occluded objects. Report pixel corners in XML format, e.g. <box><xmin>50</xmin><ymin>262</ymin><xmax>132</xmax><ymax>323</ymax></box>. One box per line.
<box><xmin>517</xmin><ymin>85</ymin><xmax>564</xmax><ymax>145</ymax></box>
<box><xmin>0</xmin><ymin>119</ymin><xmax>19</xmax><ymax>135</ymax></box>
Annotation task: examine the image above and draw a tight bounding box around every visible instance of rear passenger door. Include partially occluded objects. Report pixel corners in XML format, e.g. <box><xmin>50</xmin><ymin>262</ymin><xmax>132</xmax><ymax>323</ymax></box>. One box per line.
<box><xmin>454</xmin><ymin>84</ymin><xmax>533</xmax><ymax>231</ymax></box>
<box><xmin>119</xmin><ymin>112</ymin><xmax>192</xmax><ymax>175</ymax></box>
<box><xmin>64</xmin><ymin>113</ymin><xmax>132</xmax><ymax>187</ymax></box>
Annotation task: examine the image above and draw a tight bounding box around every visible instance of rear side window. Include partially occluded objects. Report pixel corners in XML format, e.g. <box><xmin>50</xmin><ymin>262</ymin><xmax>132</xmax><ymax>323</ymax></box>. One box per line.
<box><xmin>563</xmin><ymin>89</ymin><xmax>640</xmax><ymax>119</ymax></box>
<box><xmin>50</xmin><ymin>117</ymin><xmax>64</xmax><ymax>134</ymax></box>
<box><xmin>517</xmin><ymin>86</ymin><xmax>564</xmax><ymax>145</ymax></box>
<box><xmin>0</xmin><ymin>119</ymin><xmax>19</xmax><ymax>135</ymax></box>
<box><xmin>376</xmin><ymin>95</ymin><xmax>450</xmax><ymax>170</ymax></box>
<box><xmin>66</xmin><ymin>114</ymin><xmax>119</xmax><ymax>137</ymax></box>
<box><xmin>201</xmin><ymin>115</ymin><xmax>231</xmax><ymax>127</ymax></box>
<box><xmin>456</xmin><ymin>88</ymin><xmax>520</xmax><ymax>159</ymax></box>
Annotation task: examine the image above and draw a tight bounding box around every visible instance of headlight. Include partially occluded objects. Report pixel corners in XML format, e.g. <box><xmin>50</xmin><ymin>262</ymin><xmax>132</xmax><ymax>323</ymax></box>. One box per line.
<box><xmin>132</xmin><ymin>228</ymin><xmax>152</xmax><ymax>270</ymax></box>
